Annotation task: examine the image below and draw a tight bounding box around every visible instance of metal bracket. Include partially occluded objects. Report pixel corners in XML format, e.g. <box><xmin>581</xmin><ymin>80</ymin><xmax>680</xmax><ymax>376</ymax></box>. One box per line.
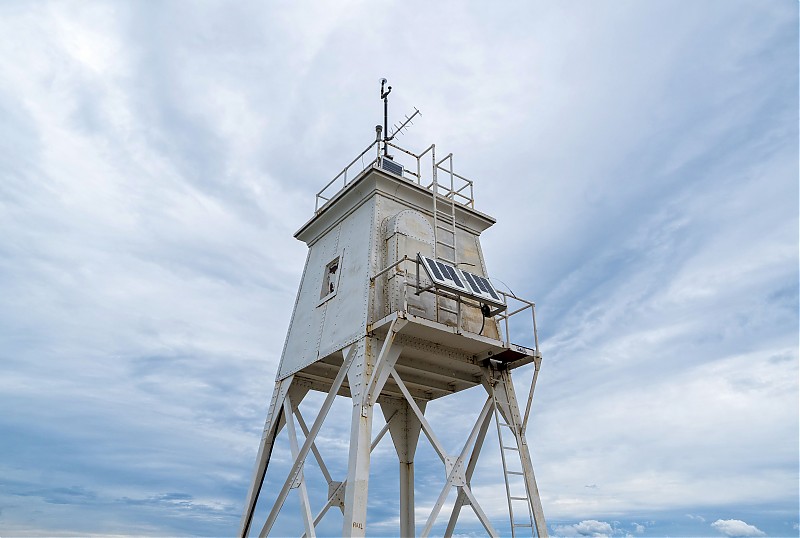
<box><xmin>290</xmin><ymin>468</ymin><xmax>304</xmax><ymax>489</ymax></box>
<box><xmin>444</xmin><ymin>456</ymin><xmax>466</xmax><ymax>487</ymax></box>
<box><xmin>328</xmin><ymin>481</ymin><xmax>345</xmax><ymax>510</ymax></box>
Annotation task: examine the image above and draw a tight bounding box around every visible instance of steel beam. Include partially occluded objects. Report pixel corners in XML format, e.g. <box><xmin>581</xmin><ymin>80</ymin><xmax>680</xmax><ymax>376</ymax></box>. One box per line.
<box><xmin>283</xmin><ymin>396</ymin><xmax>315</xmax><ymax>537</ymax></box>
<box><xmin>240</xmin><ymin>376</ymin><xmax>293</xmax><ymax>538</ymax></box>
<box><xmin>258</xmin><ymin>346</ymin><xmax>357</xmax><ymax>537</ymax></box>
<box><xmin>381</xmin><ymin>397</ymin><xmax>427</xmax><ymax>538</ymax></box>
<box><xmin>419</xmin><ymin>397</ymin><xmax>494</xmax><ymax>537</ymax></box>
<box><xmin>343</xmin><ymin>339</ymin><xmax>373</xmax><ymax>536</ymax></box>
<box><xmin>443</xmin><ymin>404</ymin><xmax>493</xmax><ymax>537</ymax></box>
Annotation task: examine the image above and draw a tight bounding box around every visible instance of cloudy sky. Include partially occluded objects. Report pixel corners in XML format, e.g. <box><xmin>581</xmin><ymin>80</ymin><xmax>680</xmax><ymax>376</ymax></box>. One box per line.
<box><xmin>0</xmin><ymin>1</ymin><xmax>797</xmax><ymax>537</ymax></box>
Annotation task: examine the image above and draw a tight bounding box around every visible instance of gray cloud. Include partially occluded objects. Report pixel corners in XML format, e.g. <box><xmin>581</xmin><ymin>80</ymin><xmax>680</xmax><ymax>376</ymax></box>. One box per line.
<box><xmin>0</xmin><ymin>0</ymin><xmax>796</xmax><ymax>536</ymax></box>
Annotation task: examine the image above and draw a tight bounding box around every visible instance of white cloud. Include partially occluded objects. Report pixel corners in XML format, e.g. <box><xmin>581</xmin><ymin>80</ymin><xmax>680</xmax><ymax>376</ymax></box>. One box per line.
<box><xmin>553</xmin><ymin>519</ymin><xmax>614</xmax><ymax>537</ymax></box>
<box><xmin>0</xmin><ymin>0</ymin><xmax>796</xmax><ymax>536</ymax></box>
<box><xmin>632</xmin><ymin>523</ymin><xmax>645</xmax><ymax>534</ymax></box>
<box><xmin>711</xmin><ymin>519</ymin><xmax>766</xmax><ymax>537</ymax></box>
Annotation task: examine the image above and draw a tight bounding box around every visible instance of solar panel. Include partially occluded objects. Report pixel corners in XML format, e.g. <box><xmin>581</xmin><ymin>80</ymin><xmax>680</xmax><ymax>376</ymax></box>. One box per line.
<box><xmin>379</xmin><ymin>157</ymin><xmax>404</xmax><ymax>177</ymax></box>
<box><xmin>418</xmin><ymin>254</ymin><xmax>505</xmax><ymax>309</ymax></box>
<box><xmin>420</xmin><ymin>256</ymin><xmax>471</xmax><ymax>295</ymax></box>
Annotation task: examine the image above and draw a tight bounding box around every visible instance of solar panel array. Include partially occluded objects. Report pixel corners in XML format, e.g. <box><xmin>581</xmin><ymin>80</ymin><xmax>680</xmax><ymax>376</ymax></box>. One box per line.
<box><xmin>419</xmin><ymin>254</ymin><xmax>505</xmax><ymax>308</ymax></box>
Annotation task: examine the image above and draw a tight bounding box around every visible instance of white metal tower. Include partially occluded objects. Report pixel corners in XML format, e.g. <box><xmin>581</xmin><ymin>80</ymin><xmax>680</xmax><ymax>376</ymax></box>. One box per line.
<box><xmin>240</xmin><ymin>98</ymin><xmax>547</xmax><ymax>537</ymax></box>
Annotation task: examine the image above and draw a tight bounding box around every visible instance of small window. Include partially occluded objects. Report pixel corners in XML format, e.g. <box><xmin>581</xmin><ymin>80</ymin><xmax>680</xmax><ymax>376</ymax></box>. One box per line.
<box><xmin>320</xmin><ymin>256</ymin><xmax>341</xmax><ymax>301</ymax></box>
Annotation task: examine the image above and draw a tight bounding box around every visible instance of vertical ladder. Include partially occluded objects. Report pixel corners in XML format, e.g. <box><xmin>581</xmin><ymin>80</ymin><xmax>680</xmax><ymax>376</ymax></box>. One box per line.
<box><xmin>432</xmin><ymin>152</ymin><xmax>459</xmax><ymax>323</ymax></box>
<box><xmin>432</xmin><ymin>152</ymin><xmax>458</xmax><ymax>266</ymax></box>
<box><xmin>491</xmin><ymin>380</ymin><xmax>536</xmax><ymax>537</ymax></box>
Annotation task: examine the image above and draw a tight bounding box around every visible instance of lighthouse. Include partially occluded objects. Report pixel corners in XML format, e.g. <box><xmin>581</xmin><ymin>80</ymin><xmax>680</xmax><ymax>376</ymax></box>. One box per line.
<box><xmin>240</xmin><ymin>82</ymin><xmax>548</xmax><ymax>537</ymax></box>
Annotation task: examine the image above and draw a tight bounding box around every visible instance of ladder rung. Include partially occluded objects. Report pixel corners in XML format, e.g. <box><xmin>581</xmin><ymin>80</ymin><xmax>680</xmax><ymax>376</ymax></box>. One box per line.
<box><xmin>502</xmin><ymin>446</ymin><xmax>519</xmax><ymax>451</ymax></box>
<box><xmin>507</xmin><ymin>471</ymin><xmax>524</xmax><ymax>475</ymax></box>
<box><xmin>439</xmin><ymin>306</ymin><xmax>458</xmax><ymax>314</ymax></box>
<box><xmin>500</xmin><ymin>422</ymin><xmax>512</xmax><ymax>428</ymax></box>
<box><xmin>436</xmin><ymin>240</ymin><xmax>455</xmax><ymax>248</ymax></box>
<box><xmin>510</xmin><ymin>496</ymin><xmax>528</xmax><ymax>501</ymax></box>
<box><xmin>513</xmin><ymin>523</ymin><xmax>533</xmax><ymax>528</ymax></box>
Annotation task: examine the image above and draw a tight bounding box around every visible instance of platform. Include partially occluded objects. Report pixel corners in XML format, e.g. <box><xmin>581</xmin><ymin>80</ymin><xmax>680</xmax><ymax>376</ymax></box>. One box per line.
<box><xmin>292</xmin><ymin>311</ymin><xmax>538</xmax><ymax>402</ymax></box>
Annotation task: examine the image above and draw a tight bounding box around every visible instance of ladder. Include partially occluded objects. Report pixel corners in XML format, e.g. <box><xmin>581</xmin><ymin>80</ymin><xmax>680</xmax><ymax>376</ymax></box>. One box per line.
<box><xmin>432</xmin><ymin>153</ymin><xmax>458</xmax><ymax>266</ymax></box>
<box><xmin>491</xmin><ymin>379</ymin><xmax>536</xmax><ymax>537</ymax></box>
<box><xmin>432</xmin><ymin>153</ymin><xmax>459</xmax><ymax>323</ymax></box>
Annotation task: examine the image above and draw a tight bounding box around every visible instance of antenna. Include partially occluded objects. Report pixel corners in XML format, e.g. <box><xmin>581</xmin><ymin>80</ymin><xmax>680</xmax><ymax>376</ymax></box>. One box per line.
<box><xmin>380</xmin><ymin>78</ymin><xmax>392</xmax><ymax>157</ymax></box>
<box><xmin>388</xmin><ymin>107</ymin><xmax>421</xmax><ymax>141</ymax></box>
<box><xmin>379</xmin><ymin>78</ymin><xmax>421</xmax><ymax>158</ymax></box>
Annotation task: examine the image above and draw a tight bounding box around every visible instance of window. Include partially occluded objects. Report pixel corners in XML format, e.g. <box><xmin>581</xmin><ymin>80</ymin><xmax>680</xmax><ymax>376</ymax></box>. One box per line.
<box><xmin>319</xmin><ymin>256</ymin><xmax>341</xmax><ymax>302</ymax></box>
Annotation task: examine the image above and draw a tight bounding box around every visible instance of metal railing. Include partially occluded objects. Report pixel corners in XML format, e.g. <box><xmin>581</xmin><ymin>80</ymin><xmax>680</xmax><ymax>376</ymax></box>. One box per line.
<box><xmin>369</xmin><ymin>256</ymin><xmax>539</xmax><ymax>355</ymax></box>
<box><xmin>315</xmin><ymin>140</ymin><xmax>381</xmax><ymax>211</ymax></box>
<box><xmin>314</xmin><ymin>139</ymin><xmax>476</xmax><ymax>212</ymax></box>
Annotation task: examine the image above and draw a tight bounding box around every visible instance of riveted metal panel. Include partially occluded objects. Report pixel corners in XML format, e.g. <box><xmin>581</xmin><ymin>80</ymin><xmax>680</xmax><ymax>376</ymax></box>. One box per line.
<box><xmin>382</xmin><ymin>208</ymin><xmax>436</xmax><ymax>319</ymax></box>
<box><xmin>277</xmin><ymin>223</ymin><xmax>342</xmax><ymax>379</ymax></box>
<box><xmin>318</xmin><ymin>201</ymin><xmax>374</xmax><ymax>355</ymax></box>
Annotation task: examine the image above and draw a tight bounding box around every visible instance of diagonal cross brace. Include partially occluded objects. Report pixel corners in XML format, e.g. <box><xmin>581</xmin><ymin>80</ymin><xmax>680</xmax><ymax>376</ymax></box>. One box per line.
<box><xmin>294</xmin><ymin>406</ymin><xmax>334</xmax><ymax>485</ymax></box>
<box><xmin>362</xmin><ymin>318</ymin><xmax>406</xmax><ymax>409</ymax></box>
<box><xmin>299</xmin><ymin>410</ymin><xmax>399</xmax><ymax>538</ymax></box>
<box><xmin>258</xmin><ymin>346</ymin><xmax>358</xmax><ymax>537</ymax></box>
<box><xmin>389</xmin><ymin>366</ymin><xmax>448</xmax><ymax>463</ymax></box>
<box><xmin>444</xmin><ymin>405</ymin><xmax>494</xmax><ymax>537</ymax></box>
<box><xmin>420</xmin><ymin>397</ymin><xmax>497</xmax><ymax>537</ymax></box>
<box><xmin>283</xmin><ymin>396</ymin><xmax>315</xmax><ymax>538</ymax></box>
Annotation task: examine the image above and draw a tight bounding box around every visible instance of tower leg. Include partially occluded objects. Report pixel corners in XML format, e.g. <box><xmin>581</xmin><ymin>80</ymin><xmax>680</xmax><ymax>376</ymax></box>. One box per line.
<box><xmin>400</xmin><ymin>461</ymin><xmax>414</xmax><ymax>537</ymax></box>
<box><xmin>258</xmin><ymin>346</ymin><xmax>358</xmax><ymax>537</ymax></box>
<box><xmin>381</xmin><ymin>397</ymin><xmax>427</xmax><ymax>537</ymax></box>
<box><xmin>343</xmin><ymin>339</ymin><xmax>373</xmax><ymax>536</ymax></box>
<box><xmin>240</xmin><ymin>376</ymin><xmax>294</xmax><ymax>538</ymax></box>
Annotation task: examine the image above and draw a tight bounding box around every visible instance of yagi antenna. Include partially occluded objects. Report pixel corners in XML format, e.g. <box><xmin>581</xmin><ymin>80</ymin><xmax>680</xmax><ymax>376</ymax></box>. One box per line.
<box><xmin>388</xmin><ymin>107</ymin><xmax>421</xmax><ymax>141</ymax></box>
<box><xmin>379</xmin><ymin>78</ymin><xmax>421</xmax><ymax>157</ymax></box>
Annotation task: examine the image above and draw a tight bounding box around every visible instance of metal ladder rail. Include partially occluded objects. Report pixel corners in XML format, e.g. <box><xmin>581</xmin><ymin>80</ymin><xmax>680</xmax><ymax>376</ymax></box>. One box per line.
<box><xmin>491</xmin><ymin>381</ymin><xmax>536</xmax><ymax>537</ymax></box>
<box><xmin>431</xmin><ymin>151</ymin><xmax>458</xmax><ymax>324</ymax></box>
<box><xmin>433</xmin><ymin>153</ymin><xmax>458</xmax><ymax>266</ymax></box>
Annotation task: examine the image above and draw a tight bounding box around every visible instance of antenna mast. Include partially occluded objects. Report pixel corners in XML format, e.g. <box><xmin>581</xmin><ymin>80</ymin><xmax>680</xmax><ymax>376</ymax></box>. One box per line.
<box><xmin>379</xmin><ymin>78</ymin><xmax>421</xmax><ymax>158</ymax></box>
<box><xmin>380</xmin><ymin>78</ymin><xmax>392</xmax><ymax>157</ymax></box>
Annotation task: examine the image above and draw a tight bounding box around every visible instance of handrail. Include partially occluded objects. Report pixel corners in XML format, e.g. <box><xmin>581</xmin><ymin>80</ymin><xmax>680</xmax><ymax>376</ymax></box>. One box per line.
<box><xmin>370</xmin><ymin>255</ymin><xmax>410</xmax><ymax>282</ymax></box>
<box><xmin>371</xmin><ymin>256</ymin><xmax>539</xmax><ymax>355</ymax></box>
<box><xmin>315</xmin><ymin>140</ymin><xmax>380</xmax><ymax>211</ymax></box>
<box><xmin>314</xmin><ymin>138</ymin><xmax>476</xmax><ymax>213</ymax></box>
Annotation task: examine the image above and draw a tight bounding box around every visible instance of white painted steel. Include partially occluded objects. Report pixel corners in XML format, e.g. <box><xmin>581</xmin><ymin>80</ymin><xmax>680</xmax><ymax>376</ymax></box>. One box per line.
<box><xmin>419</xmin><ymin>397</ymin><xmax>495</xmax><ymax>538</ymax></box>
<box><xmin>443</xmin><ymin>408</ymin><xmax>494</xmax><ymax>537</ymax></box>
<box><xmin>293</xmin><ymin>407</ymin><xmax>333</xmax><ymax>485</ymax></box>
<box><xmin>299</xmin><ymin>411</ymin><xmax>398</xmax><ymax>538</ymax></box>
<box><xmin>239</xmin><ymin>377</ymin><xmax>291</xmax><ymax>538</ymax></box>
<box><xmin>283</xmin><ymin>396</ymin><xmax>316</xmax><ymax>537</ymax></box>
<box><xmin>242</xmin><ymin>142</ymin><xmax>548</xmax><ymax>536</ymax></box>
<box><xmin>257</xmin><ymin>345</ymin><xmax>356</xmax><ymax>537</ymax></box>
<box><xmin>278</xmin><ymin>199</ymin><xmax>375</xmax><ymax>380</ymax></box>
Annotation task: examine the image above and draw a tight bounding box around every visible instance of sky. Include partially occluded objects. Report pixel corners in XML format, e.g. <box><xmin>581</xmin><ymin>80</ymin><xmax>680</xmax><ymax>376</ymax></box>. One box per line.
<box><xmin>0</xmin><ymin>1</ymin><xmax>797</xmax><ymax>537</ymax></box>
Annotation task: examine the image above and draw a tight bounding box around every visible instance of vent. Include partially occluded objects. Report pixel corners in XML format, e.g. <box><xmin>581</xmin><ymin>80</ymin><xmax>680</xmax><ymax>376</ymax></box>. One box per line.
<box><xmin>379</xmin><ymin>157</ymin><xmax>404</xmax><ymax>177</ymax></box>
